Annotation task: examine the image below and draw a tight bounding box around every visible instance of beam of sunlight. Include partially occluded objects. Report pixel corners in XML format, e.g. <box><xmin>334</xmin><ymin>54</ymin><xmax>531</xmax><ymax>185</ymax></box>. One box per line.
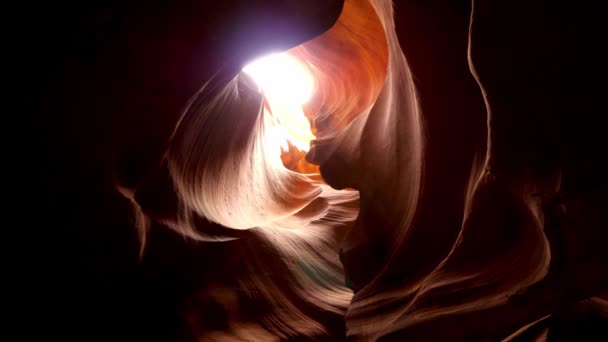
<box><xmin>243</xmin><ymin>52</ymin><xmax>316</xmax><ymax>152</ymax></box>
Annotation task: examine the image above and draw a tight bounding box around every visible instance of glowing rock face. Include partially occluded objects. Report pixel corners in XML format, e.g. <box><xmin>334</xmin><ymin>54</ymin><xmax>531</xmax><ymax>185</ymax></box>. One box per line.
<box><xmin>126</xmin><ymin>0</ymin><xmax>608</xmax><ymax>339</ymax></box>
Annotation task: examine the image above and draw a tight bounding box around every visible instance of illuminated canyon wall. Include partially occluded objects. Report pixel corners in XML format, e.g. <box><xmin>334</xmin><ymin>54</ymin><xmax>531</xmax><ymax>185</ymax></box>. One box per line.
<box><xmin>108</xmin><ymin>0</ymin><xmax>607</xmax><ymax>340</ymax></box>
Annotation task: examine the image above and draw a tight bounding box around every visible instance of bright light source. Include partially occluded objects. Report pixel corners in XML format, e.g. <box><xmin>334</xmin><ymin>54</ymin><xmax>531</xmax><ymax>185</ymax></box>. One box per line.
<box><xmin>243</xmin><ymin>52</ymin><xmax>316</xmax><ymax>152</ymax></box>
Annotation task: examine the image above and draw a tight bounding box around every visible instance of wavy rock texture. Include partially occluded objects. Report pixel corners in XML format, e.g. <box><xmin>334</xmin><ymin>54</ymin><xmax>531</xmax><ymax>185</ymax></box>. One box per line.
<box><xmin>126</xmin><ymin>0</ymin><xmax>607</xmax><ymax>340</ymax></box>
